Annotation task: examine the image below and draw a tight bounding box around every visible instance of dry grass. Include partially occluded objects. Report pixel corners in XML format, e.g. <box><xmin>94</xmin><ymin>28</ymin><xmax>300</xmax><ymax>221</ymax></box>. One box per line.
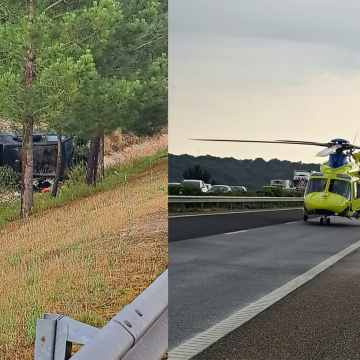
<box><xmin>104</xmin><ymin>126</ymin><xmax>168</xmax><ymax>167</ymax></box>
<box><xmin>0</xmin><ymin>189</ymin><xmax>17</xmax><ymax>205</ymax></box>
<box><xmin>0</xmin><ymin>163</ymin><xmax>168</xmax><ymax>360</ymax></box>
<box><xmin>0</xmin><ymin>119</ymin><xmax>14</xmax><ymax>132</ymax></box>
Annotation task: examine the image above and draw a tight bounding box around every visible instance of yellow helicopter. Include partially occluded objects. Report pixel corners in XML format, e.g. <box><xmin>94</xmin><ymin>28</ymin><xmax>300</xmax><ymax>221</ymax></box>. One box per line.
<box><xmin>191</xmin><ymin>138</ymin><xmax>360</xmax><ymax>225</ymax></box>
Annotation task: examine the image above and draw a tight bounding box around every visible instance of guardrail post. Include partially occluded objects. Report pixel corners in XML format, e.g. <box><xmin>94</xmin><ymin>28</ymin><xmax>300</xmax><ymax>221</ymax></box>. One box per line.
<box><xmin>34</xmin><ymin>271</ymin><xmax>168</xmax><ymax>360</ymax></box>
<box><xmin>217</xmin><ymin>202</ymin><xmax>219</xmax><ymax>210</ymax></box>
<box><xmin>182</xmin><ymin>203</ymin><xmax>185</xmax><ymax>213</ymax></box>
<box><xmin>34</xmin><ymin>314</ymin><xmax>99</xmax><ymax>360</ymax></box>
<box><xmin>201</xmin><ymin>202</ymin><xmax>203</xmax><ymax>212</ymax></box>
<box><xmin>230</xmin><ymin>203</ymin><xmax>232</xmax><ymax>211</ymax></box>
<box><xmin>71</xmin><ymin>270</ymin><xmax>168</xmax><ymax>360</ymax></box>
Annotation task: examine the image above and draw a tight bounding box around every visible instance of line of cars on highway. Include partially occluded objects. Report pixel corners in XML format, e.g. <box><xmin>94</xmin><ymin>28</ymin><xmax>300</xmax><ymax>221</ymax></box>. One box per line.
<box><xmin>168</xmin><ymin>179</ymin><xmax>247</xmax><ymax>193</ymax></box>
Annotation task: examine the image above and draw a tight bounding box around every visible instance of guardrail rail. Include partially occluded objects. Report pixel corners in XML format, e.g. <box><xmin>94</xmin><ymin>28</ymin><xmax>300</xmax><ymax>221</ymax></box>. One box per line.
<box><xmin>34</xmin><ymin>269</ymin><xmax>168</xmax><ymax>360</ymax></box>
<box><xmin>168</xmin><ymin>195</ymin><xmax>304</xmax><ymax>212</ymax></box>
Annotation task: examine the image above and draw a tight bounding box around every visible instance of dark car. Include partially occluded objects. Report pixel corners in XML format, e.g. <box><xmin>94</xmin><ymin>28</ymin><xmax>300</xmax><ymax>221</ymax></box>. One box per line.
<box><xmin>0</xmin><ymin>131</ymin><xmax>75</xmax><ymax>182</ymax></box>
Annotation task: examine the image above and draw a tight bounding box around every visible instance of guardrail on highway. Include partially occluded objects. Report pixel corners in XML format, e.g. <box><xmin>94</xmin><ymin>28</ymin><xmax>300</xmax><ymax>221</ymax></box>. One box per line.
<box><xmin>34</xmin><ymin>269</ymin><xmax>168</xmax><ymax>360</ymax></box>
<box><xmin>169</xmin><ymin>195</ymin><xmax>304</xmax><ymax>212</ymax></box>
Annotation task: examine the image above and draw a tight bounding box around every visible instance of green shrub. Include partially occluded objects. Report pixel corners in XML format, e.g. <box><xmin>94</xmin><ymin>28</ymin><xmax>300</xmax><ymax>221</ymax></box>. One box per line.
<box><xmin>168</xmin><ymin>185</ymin><xmax>180</xmax><ymax>195</ymax></box>
<box><xmin>0</xmin><ymin>165</ymin><xmax>19</xmax><ymax>190</ymax></box>
<box><xmin>255</xmin><ymin>186</ymin><xmax>287</xmax><ymax>197</ymax></box>
<box><xmin>64</xmin><ymin>162</ymin><xmax>86</xmax><ymax>188</ymax></box>
<box><xmin>168</xmin><ymin>185</ymin><xmax>203</xmax><ymax>196</ymax></box>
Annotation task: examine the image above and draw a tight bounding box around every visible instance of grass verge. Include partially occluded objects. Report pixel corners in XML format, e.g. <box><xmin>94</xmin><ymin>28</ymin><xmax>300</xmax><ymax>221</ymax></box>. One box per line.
<box><xmin>0</xmin><ymin>148</ymin><xmax>167</xmax><ymax>230</ymax></box>
<box><xmin>0</xmin><ymin>160</ymin><xmax>168</xmax><ymax>359</ymax></box>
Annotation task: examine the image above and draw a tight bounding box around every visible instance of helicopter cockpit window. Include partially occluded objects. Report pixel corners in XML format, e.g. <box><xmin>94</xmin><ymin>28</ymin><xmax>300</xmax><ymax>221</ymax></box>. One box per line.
<box><xmin>328</xmin><ymin>179</ymin><xmax>351</xmax><ymax>200</ymax></box>
<box><xmin>355</xmin><ymin>182</ymin><xmax>360</xmax><ymax>200</ymax></box>
<box><xmin>305</xmin><ymin>178</ymin><xmax>327</xmax><ymax>195</ymax></box>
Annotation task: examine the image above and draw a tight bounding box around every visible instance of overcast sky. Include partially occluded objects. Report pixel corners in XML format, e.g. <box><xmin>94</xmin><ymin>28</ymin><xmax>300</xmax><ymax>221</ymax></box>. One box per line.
<box><xmin>169</xmin><ymin>0</ymin><xmax>360</xmax><ymax>163</ymax></box>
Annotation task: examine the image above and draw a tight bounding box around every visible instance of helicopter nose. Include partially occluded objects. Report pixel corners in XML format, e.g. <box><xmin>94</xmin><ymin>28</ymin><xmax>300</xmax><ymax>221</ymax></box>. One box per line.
<box><xmin>304</xmin><ymin>192</ymin><xmax>349</xmax><ymax>213</ymax></box>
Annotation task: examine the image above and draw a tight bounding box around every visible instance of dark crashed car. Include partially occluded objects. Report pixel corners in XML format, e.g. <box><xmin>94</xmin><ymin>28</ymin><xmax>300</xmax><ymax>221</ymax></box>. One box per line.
<box><xmin>0</xmin><ymin>131</ymin><xmax>75</xmax><ymax>186</ymax></box>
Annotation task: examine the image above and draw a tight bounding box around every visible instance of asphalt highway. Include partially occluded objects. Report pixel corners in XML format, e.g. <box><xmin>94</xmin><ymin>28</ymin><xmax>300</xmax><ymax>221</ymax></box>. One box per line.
<box><xmin>168</xmin><ymin>212</ymin><xmax>360</xmax><ymax>353</ymax></box>
<box><xmin>194</xmin><ymin>247</ymin><xmax>360</xmax><ymax>360</ymax></box>
<box><xmin>169</xmin><ymin>208</ymin><xmax>302</xmax><ymax>242</ymax></box>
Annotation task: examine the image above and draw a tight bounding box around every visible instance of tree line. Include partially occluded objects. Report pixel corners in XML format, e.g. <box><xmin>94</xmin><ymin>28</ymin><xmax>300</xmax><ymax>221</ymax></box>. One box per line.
<box><xmin>0</xmin><ymin>0</ymin><xmax>168</xmax><ymax>217</ymax></box>
<box><xmin>169</xmin><ymin>154</ymin><xmax>320</xmax><ymax>190</ymax></box>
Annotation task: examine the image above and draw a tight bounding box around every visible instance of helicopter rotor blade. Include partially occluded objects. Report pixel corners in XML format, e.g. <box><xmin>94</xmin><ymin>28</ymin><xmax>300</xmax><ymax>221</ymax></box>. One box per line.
<box><xmin>189</xmin><ymin>139</ymin><xmax>294</xmax><ymax>145</ymax></box>
<box><xmin>278</xmin><ymin>139</ymin><xmax>360</xmax><ymax>149</ymax></box>
<box><xmin>190</xmin><ymin>139</ymin><xmax>328</xmax><ymax>147</ymax></box>
<box><xmin>316</xmin><ymin>144</ymin><xmax>342</xmax><ymax>157</ymax></box>
<box><xmin>190</xmin><ymin>138</ymin><xmax>360</xmax><ymax>153</ymax></box>
<box><xmin>276</xmin><ymin>140</ymin><xmax>329</xmax><ymax>147</ymax></box>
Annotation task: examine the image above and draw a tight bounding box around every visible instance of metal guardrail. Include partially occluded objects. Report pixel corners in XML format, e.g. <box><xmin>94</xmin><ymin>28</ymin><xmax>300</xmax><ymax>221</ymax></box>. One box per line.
<box><xmin>169</xmin><ymin>195</ymin><xmax>304</xmax><ymax>212</ymax></box>
<box><xmin>169</xmin><ymin>196</ymin><xmax>304</xmax><ymax>203</ymax></box>
<box><xmin>34</xmin><ymin>269</ymin><xmax>168</xmax><ymax>360</ymax></box>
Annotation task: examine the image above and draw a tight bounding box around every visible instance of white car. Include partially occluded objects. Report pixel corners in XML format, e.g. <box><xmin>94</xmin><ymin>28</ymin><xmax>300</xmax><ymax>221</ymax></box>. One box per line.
<box><xmin>180</xmin><ymin>180</ymin><xmax>208</xmax><ymax>192</ymax></box>
<box><xmin>209</xmin><ymin>185</ymin><xmax>232</xmax><ymax>193</ymax></box>
<box><xmin>231</xmin><ymin>186</ymin><xmax>247</xmax><ymax>192</ymax></box>
<box><xmin>168</xmin><ymin>182</ymin><xmax>181</xmax><ymax>186</ymax></box>
<box><xmin>205</xmin><ymin>184</ymin><xmax>212</xmax><ymax>191</ymax></box>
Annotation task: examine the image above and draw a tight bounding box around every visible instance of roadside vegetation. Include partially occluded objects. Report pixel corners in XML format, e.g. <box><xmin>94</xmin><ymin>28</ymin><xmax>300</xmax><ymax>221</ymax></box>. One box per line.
<box><xmin>0</xmin><ymin>148</ymin><xmax>167</xmax><ymax>230</ymax></box>
<box><xmin>0</xmin><ymin>1</ymin><xmax>168</xmax><ymax>358</ymax></box>
<box><xmin>169</xmin><ymin>154</ymin><xmax>319</xmax><ymax>191</ymax></box>
<box><xmin>0</xmin><ymin>0</ymin><xmax>167</xmax><ymax>216</ymax></box>
<box><xmin>0</xmin><ymin>153</ymin><xmax>168</xmax><ymax>359</ymax></box>
<box><xmin>168</xmin><ymin>184</ymin><xmax>303</xmax><ymax>197</ymax></box>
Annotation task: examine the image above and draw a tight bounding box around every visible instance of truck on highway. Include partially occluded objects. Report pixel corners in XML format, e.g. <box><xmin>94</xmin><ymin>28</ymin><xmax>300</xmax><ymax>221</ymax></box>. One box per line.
<box><xmin>293</xmin><ymin>170</ymin><xmax>312</xmax><ymax>190</ymax></box>
<box><xmin>270</xmin><ymin>179</ymin><xmax>292</xmax><ymax>189</ymax></box>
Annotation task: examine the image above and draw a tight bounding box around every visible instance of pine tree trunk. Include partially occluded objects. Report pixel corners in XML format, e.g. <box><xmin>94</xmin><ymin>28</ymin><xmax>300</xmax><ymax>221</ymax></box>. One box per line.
<box><xmin>97</xmin><ymin>133</ymin><xmax>105</xmax><ymax>179</ymax></box>
<box><xmin>21</xmin><ymin>0</ymin><xmax>35</xmax><ymax>218</ymax></box>
<box><xmin>86</xmin><ymin>137</ymin><xmax>100</xmax><ymax>186</ymax></box>
<box><xmin>51</xmin><ymin>133</ymin><xmax>62</xmax><ymax>197</ymax></box>
<box><xmin>21</xmin><ymin>116</ymin><xmax>34</xmax><ymax>217</ymax></box>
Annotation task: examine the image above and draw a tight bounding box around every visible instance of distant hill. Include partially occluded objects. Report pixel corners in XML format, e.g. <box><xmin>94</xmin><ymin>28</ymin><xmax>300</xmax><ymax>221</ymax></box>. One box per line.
<box><xmin>169</xmin><ymin>154</ymin><xmax>321</xmax><ymax>190</ymax></box>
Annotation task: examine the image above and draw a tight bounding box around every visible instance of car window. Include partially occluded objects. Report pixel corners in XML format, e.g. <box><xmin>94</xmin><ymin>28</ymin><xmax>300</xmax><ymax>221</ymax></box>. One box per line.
<box><xmin>181</xmin><ymin>181</ymin><xmax>200</xmax><ymax>187</ymax></box>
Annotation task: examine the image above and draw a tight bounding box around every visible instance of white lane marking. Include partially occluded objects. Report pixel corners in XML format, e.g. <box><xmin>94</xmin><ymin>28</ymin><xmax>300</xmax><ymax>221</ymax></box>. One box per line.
<box><xmin>168</xmin><ymin>239</ymin><xmax>360</xmax><ymax>360</ymax></box>
<box><xmin>169</xmin><ymin>207</ymin><xmax>301</xmax><ymax>219</ymax></box>
<box><xmin>285</xmin><ymin>221</ymin><xmax>298</xmax><ymax>225</ymax></box>
<box><xmin>225</xmin><ymin>230</ymin><xmax>249</xmax><ymax>235</ymax></box>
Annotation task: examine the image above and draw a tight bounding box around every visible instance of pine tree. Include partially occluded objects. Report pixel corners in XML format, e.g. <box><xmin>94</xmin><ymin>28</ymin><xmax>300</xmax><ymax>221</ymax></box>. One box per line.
<box><xmin>0</xmin><ymin>0</ymin><xmax>122</xmax><ymax>208</ymax></box>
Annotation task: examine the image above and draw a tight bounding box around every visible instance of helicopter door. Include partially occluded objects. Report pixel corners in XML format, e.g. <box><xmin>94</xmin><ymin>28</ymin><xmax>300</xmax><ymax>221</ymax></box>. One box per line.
<box><xmin>352</xmin><ymin>182</ymin><xmax>360</xmax><ymax>213</ymax></box>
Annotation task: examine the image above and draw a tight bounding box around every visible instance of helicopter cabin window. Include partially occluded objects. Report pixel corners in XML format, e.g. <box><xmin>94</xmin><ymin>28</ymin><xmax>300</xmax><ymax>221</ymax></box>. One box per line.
<box><xmin>328</xmin><ymin>179</ymin><xmax>351</xmax><ymax>200</ymax></box>
<box><xmin>355</xmin><ymin>182</ymin><xmax>360</xmax><ymax>200</ymax></box>
<box><xmin>305</xmin><ymin>178</ymin><xmax>327</xmax><ymax>195</ymax></box>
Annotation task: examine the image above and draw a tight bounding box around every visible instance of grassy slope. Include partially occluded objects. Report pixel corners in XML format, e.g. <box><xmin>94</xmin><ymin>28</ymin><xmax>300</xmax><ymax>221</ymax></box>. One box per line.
<box><xmin>0</xmin><ymin>159</ymin><xmax>168</xmax><ymax>359</ymax></box>
<box><xmin>0</xmin><ymin>154</ymin><xmax>167</xmax><ymax>228</ymax></box>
